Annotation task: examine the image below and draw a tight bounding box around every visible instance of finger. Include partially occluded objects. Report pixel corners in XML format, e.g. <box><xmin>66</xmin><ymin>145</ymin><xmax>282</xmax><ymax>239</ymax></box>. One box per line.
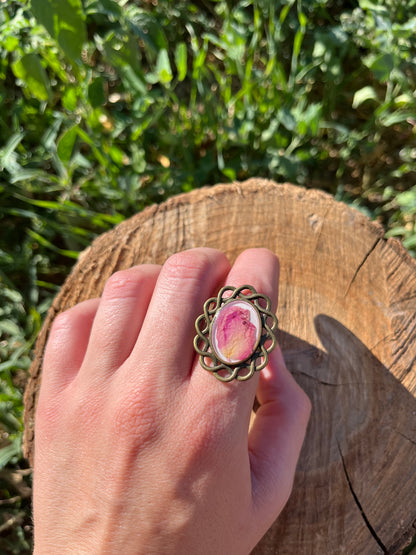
<box><xmin>131</xmin><ymin>248</ymin><xmax>231</xmax><ymax>385</ymax></box>
<box><xmin>81</xmin><ymin>265</ymin><xmax>161</xmax><ymax>377</ymax></box>
<box><xmin>249</xmin><ymin>344</ymin><xmax>311</xmax><ymax>528</ymax></box>
<box><xmin>42</xmin><ymin>298</ymin><xmax>100</xmax><ymax>393</ymax></box>
<box><xmin>191</xmin><ymin>248</ymin><xmax>280</xmax><ymax>424</ymax></box>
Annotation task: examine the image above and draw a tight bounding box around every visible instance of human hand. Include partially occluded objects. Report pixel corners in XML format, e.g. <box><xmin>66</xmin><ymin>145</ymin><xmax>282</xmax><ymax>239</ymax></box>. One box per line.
<box><xmin>33</xmin><ymin>248</ymin><xmax>311</xmax><ymax>554</ymax></box>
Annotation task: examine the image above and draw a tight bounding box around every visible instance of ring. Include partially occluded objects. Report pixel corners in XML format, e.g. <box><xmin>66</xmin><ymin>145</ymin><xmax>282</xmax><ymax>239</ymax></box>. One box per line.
<box><xmin>194</xmin><ymin>285</ymin><xmax>278</xmax><ymax>382</ymax></box>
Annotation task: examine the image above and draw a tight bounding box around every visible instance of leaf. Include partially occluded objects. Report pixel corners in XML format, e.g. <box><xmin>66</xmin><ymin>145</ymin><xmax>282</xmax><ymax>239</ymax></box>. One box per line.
<box><xmin>0</xmin><ymin>319</ymin><xmax>21</xmax><ymax>336</ymax></box>
<box><xmin>109</xmin><ymin>145</ymin><xmax>125</xmax><ymax>166</ymax></box>
<box><xmin>62</xmin><ymin>87</ymin><xmax>78</xmax><ymax>111</ymax></box>
<box><xmin>102</xmin><ymin>34</ymin><xmax>146</xmax><ymax>93</ymax></box>
<box><xmin>175</xmin><ymin>42</ymin><xmax>187</xmax><ymax>82</ymax></box>
<box><xmin>10</xmin><ymin>169</ymin><xmax>57</xmax><ymax>184</ymax></box>
<box><xmin>12</xmin><ymin>53</ymin><xmax>51</xmax><ymax>102</ymax></box>
<box><xmin>89</xmin><ymin>0</ymin><xmax>122</xmax><ymax>18</ymax></box>
<box><xmin>385</xmin><ymin>226</ymin><xmax>408</xmax><ymax>238</ymax></box>
<box><xmin>4</xmin><ymin>36</ymin><xmax>19</xmax><ymax>52</ymax></box>
<box><xmin>358</xmin><ymin>0</ymin><xmax>389</xmax><ymax>17</ymax></box>
<box><xmin>26</xmin><ymin>229</ymin><xmax>79</xmax><ymax>259</ymax></box>
<box><xmin>30</xmin><ymin>0</ymin><xmax>86</xmax><ymax>62</ymax></box>
<box><xmin>156</xmin><ymin>48</ymin><xmax>173</xmax><ymax>85</ymax></box>
<box><xmin>129</xmin><ymin>12</ymin><xmax>168</xmax><ymax>54</ymax></box>
<box><xmin>88</xmin><ymin>77</ymin><xmax>105</xmax><ymax>108</ymax></box>
<box><xmin>364</xmin><ymin>53</ymin><xmax>395</xmax><ymax>82</ymax></box>
<box><xmin>298</xmin><ymin>11</ymin><xmax>307</xmax><ymax>28</ymax></box>
<box><xmin>403</xmin><ymin>235</ymin><xmax>416</xmax><ymax>249</ymax></box>
<box><xmin>57</xmin><ymin>124</ymin><xmax>79</xmax><ymax>163</ymax></box>
<box><xmin>396</xmin><ymin>190</ymin><xmax>416</xmax><ymax>209</ymax></box>
<box><xmin>279</xmin><ymin>3</ymin><xmax>292</xmax><ymax>25</ymax></box>
<box><xmin>293</xmin><ymin>28</ymin><xmax>304</xmax><ymax>58</ymax></box>
<box><xmin>0</xmin><ymin>132</ymin><xmax>25</xmax><ymax>170</ymax></box>
<box><xmin>0</xmin><ymin>442</ymin><xmax>20</xmax><ymax>470</ymax></box>
<box><xmin>119</xmin><ymin>65</ymin><xmax>147</xmax><ymax>95</ymax></box>
<box><xmin>279</xmin><ymin>108</ymin><xmax>296</xmax><ymax>131</ymax></box>
<box><xmin>222</xmin><ymin>167</ymin><xmax>236</xmax><ymax>180</ymax></box>
<box><xmin>379</xmin><ymin>111</ymin><xmax>415</xmax><ymax>127</ymax></box>
<box><xmin>298</xmin><ymin>103</ymin><xmax>322</xmax><ymax>135</ymax></box>
<box><xmin>352</xmin><ymin>86</ymin><xmax>378</xmax><ymax>109</ymax></box>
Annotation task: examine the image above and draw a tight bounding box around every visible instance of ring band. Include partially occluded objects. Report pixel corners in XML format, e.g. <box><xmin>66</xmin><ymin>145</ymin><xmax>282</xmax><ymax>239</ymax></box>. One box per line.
<box><xmin>194</xmin><ymin>285</ymin><xmax>278</xmax><ymax>382</ymax></box>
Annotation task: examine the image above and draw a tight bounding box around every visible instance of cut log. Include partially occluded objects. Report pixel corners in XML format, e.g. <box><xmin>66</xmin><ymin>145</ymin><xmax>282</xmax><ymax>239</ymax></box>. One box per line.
<box><xmin>23</xmin><ymin>180</ymin><xmax>416</xmax><ymax>554</ymax></box>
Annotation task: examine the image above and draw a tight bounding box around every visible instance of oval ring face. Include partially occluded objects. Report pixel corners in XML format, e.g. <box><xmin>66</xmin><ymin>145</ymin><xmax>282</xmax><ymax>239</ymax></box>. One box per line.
<box><xmin>210</xmin><ymin>299</ymin><xmax>261</xmax><ymax>365</ymax></box>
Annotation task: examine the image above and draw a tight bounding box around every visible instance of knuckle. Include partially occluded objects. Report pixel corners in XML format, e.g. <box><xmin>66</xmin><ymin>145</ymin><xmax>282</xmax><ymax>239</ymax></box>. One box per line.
<box><xmin>45</xmin><ymin>311</ymin><xmax>77</xmax><ymax>352</ymax></box>
<box><xmin>163</xmin><ymin>250</ymin><xmax>212</xmax><ymax>282</ymax></box>
<box><xmin>51</xmin><ymin>309</ymin><xmax>75</xmax><ymax>333</ymax></box>
<box><xmin>50</xmin><ymin>299</ymin><xmax>99</xmax><ymax>336</ymax></box>
<box><xmin>106</xmin><ymin>269</ymin><xmax>136</xmax><ymax>291</ymax></box>
<box><xmin>103</xmin><ymin>269</ymin><xmax>144</xmax><ymax>301</ymax></box>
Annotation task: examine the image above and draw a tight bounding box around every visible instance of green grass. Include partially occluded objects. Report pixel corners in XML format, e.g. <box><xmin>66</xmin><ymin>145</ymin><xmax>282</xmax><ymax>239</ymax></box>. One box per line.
<box><xmin>1</xmin><ymin>0</ymin><xmax>415</xmax><ymax>551</ymax></box>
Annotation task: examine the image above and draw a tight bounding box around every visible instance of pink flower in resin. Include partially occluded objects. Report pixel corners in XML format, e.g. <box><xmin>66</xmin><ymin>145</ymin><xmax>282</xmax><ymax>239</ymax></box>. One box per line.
<box><xmin>211</xmin><ymin>300</ymin><xmax>260</xmax><ymax>364</ymax></box>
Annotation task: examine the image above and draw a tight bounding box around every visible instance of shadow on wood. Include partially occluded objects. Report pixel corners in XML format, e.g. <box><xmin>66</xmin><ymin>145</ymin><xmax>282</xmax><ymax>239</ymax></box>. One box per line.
<box><xmin>23</xmin><ymin>180</ymin><xmax>416</xmax><ymax>553</ymax></box>
<box><xmin>253</xmin><ymin>319</ymin><xmax>416</xmax><ymax>554</ymax></box>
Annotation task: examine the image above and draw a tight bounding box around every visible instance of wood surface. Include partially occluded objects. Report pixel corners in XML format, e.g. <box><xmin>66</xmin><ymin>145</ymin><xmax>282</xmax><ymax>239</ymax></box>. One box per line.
<box><xmin>23</xmin><ymin>179</ymin><xmax>416</xmax><ymax>554</ymax></box>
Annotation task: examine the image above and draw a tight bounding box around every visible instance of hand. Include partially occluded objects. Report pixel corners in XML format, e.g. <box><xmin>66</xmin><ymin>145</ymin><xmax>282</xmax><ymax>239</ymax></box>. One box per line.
<box><xmin>33</xmin><ymin>248</ymin><xmax>311</xmax><ymax>554</ymax></box>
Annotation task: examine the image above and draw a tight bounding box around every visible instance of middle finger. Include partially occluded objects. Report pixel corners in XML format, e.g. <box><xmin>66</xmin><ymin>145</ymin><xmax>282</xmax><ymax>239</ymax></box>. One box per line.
<box><xmin>129</xmin><ymin>248</ymin><xmax>231</xmax><ymax>386</ymax></box>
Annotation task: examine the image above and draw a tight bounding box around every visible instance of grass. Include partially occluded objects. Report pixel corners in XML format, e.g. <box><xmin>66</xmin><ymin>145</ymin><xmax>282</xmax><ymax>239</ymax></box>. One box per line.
<box><xmin>0</xmin><ymin>0</ymin><xmax>415</xmax><ymax>551</ymax></box>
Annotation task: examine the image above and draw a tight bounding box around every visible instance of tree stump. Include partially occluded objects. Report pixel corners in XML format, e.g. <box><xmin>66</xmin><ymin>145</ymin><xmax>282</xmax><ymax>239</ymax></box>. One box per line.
<box><xmin>23</xmin><ymin>179</ymin><xmax>416</xmax><ymax>554</ymax></box>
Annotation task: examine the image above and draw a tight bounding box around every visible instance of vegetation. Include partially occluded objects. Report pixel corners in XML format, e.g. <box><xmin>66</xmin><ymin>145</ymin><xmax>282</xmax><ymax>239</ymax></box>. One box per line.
<box><xmin>0</xmin><ymin>0</ymin><xmax>415</xmax><ymax>551</ymax></box>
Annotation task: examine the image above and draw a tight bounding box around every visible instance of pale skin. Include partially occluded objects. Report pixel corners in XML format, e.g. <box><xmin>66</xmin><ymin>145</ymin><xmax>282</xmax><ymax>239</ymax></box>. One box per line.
<box><xmin>33</xmin><ymin>248</ymin><xmax>311</xmax><ymax>554</ymax></box>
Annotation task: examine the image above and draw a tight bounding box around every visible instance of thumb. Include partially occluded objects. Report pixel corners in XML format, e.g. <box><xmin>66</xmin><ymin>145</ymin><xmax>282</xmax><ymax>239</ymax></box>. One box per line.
<box><xmin>248</xmin><ymin>343</ymin><xmax>311</xmax><ymax>526</ymax></box>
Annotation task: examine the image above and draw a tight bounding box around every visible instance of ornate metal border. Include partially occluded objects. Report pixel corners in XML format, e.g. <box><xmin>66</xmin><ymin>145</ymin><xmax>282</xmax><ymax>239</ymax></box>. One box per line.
<box><xmin>194</xmin><ymin>285</ymin><xmax>278</xmax><ymax>382</ymax></box>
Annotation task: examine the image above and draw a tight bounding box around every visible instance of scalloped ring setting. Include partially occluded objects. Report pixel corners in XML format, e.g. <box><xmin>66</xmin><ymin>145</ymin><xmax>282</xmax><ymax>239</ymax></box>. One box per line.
<box><xmin>194</xmin><ymin>285</ymin><xmax>278</xmax><ymax>382</ymax></box>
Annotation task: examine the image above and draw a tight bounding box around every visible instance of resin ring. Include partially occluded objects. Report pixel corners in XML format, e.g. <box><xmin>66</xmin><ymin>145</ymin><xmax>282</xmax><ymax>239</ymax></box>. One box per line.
<box><xmin>194</xmin><ymin>285</ymin><xmax>278</xmax><ymax>382</ymax></box>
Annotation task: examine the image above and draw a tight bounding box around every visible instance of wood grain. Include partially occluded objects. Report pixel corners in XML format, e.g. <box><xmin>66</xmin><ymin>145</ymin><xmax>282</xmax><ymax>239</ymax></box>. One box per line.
<box><xmin>23</xmin><ymin>180</ymin><xmax>416</xmax><ymax>554</ymax></box>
